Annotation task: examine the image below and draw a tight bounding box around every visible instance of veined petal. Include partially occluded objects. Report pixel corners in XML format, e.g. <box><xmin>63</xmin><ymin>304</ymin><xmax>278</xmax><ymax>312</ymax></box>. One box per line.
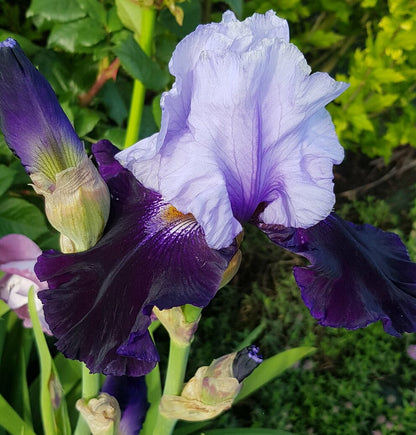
<box><xmin>161</xmin><ymin>10</ymin><xmax>290</xmax><ymax>145</ymax></box>
<box><xmin>102</xmin><ymin>376</ymin><xmax>148</xmax><ymax>435</ymax></box>
<box><xmin>0</xmin><ymin>38</ymin><xmax>84</xmax><ymax>180</ymax></box>
<box><xmin>36</xmin><ymin>141</ymin><xmax>236</xmax><ymax>376</ymax></box>
<box><xmin>259</xmin><ymin>213</ymin><xmax>416</xmax><ymax>336</ymax></box>
<box><xmin>116</xmin><ymin>11</ymin><xmax>347</xmax><ymax>249</ymax></box>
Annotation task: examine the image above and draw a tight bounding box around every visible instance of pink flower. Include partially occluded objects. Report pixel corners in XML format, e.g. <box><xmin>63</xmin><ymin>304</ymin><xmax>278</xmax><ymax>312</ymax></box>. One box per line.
<box><xmin>0</xmin><ymin>234</ymin><xmax>50</xmax><ymax>334</ymax></box>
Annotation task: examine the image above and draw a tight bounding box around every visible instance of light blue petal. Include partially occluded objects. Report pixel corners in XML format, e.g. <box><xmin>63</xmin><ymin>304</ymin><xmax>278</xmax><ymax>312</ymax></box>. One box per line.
<box><xmin>117</xmin><ymin>11</ymin><xmax>348</xmax><ymax>249</ymax></box>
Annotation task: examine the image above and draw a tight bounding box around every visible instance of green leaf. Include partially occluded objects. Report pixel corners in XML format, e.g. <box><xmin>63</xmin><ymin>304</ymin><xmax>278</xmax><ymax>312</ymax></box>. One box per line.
<box><xmin>100</xmin><ymin>81</ymin><xmax>128</xmax><ymax>126</ymax></box>
<box><xmin>158</xmin><ymin>0</ymin><xmax>201</xmax><ymax>39</ymax></box>
<box><xmin>107</xmin><ymin>6</ymin><xmax>124</xmax><ymax>33</ymax></box>
<box><xmin>0</xmin><ymin>197</ymin><xmax>48</xmax><ymax>240</ymax></box>
<box><xmin>349</xmin><ymin>112</ymin><xmax>374</xmax><ymax>132</ymax></box>
<box><xmin>48</xmin><ymin>17</ymin><xmax>106</xmax><ymax>53</ymax></box>
<box><xmin>152</xmin><ymin>95</ymin><xmax>162</xmax><ymax>130</ymax></box>
<box><xmin>236</xmin><ymin>322</ymin><xmax>266</xmax><ymax>351</ymax></box>
<box><xmin>0</xmin><ymin>395</ymin><xmax>36</xmax><ymax>435</ymax></box>
<box><xmin>73</xmin><ymin>107</ymin><xmax>101</xmax><ymax>137</ymax></box>
<box><xmin>304</xmin><ymin>30</ymin><xmax>344</xmax><ymax>48</ymax></box>
<box><xmin>15</xmin><ymin>330</ymin><xmax>34</xmax><ymax>426</ymax></box>
<box><xmin>203</xmin><ymin>430</ymin><xmax>294</xmax><ymax>435</ymax></box>
<box><xmin>103</xmin><ymin>127</ymin><xmax>126</xmax><ymax>149</ymax></box>
<box><xmin>76</xmin><ymin>0</ymin><xmax>107</xmax><ymax>25</ymax></box>
<box><xmin>0</xmin><ymin>133</ymin><xmax>13</xmax><ymax>159</ymax></box>
<box><xmin>0</xmin><ymin>165</ymin><xmax>16</xmax><ymax>197</ymax></box>
<box><xmin>115</xmin><ymin>0</ymin><xmax>145</xmax><ymax>36</ymax></box>
<box><xmin>28</xmin><ymin>288</ymin><xmax>56</xmax><ymax>435</ymax></box>
<box><xmin>27</xmin><ymin>0</ymin><xmax>86</xmax><ymax>22</ymax></box>
<box><xmin>217</xmin><ymin>0</ymin><xmax>244</xmax><ymax>19</ymax></box>
<box><xmin>0</xmin><ymin>300</ymin><xmax>9</xmax><ymax>318</ymax></box>
<box><xmin>236</xmin><ymin>346</ymin><xmax>316</xmax><ymax>402</ymax></box>
<box><xmin>372</xmin><ymin>68</ymin><xmax>405</xmax><ymax>83</ymax></box>
<box><xmin>53</xmin><ymin>354</ymin><xmax>82</xmax><ymax>395</ymax></box>
<box><xmin>114</xmin><ymin>35</ymin><xmax>170</xmax><ymax>91</ymax></box>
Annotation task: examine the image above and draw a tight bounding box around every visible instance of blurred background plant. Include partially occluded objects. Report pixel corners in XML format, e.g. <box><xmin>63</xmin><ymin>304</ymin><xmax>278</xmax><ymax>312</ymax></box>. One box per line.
<box><xmin>1</xmin><ymin>0</ymin><xmax>416</xmax><ymax>434</ymax></box>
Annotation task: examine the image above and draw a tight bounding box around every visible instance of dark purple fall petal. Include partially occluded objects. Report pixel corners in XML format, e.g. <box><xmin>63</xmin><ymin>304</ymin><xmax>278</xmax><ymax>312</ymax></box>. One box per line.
<box><xmin>36</xmin><ymin>140</ymin><xmax>236</xmax><ymax>376</ymax></box>
<box><xmin>259</xmin><ymin>213</ymin><xmax>416</xmax><ymax>336</ymax></box>
<box><xmin>0</xmin><ymin>38</ymin><xmax>84</xmax><ymax>176</ymax></box>
<box><xmin>102</xmin><ymin>376</ymin><xmax>148</xmax><ymax>435</ymax></box>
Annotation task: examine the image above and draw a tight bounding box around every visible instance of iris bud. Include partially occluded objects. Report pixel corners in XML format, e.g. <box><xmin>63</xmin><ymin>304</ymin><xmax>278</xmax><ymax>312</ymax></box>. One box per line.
<box><xmin>160</xmin><ymin>345</ymin><xmax>262</xmax><ymax>421</ymax></box>
<box><xmin>31</xmin><ymin>155</ymin><xmax>110</xmax><ymax>253</ymax></box>
<box><xmin>76</xmin><ymin>393</ymin><xmax>121</xmax><ymax>435</ymax></box>
<box><xmin>153</xmin><ymin>305</ymin><xmax>200</xmax><ymax>346</ymax></box>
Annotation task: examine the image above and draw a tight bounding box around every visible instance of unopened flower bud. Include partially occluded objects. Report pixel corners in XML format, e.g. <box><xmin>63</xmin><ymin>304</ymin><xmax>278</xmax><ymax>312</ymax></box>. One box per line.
<box><xmin>0</xmin><ymin>39</ymin><xmax>110</xmax><ymax>253</ymax></box>
<box><xmin>232</xmin><ymin>345</ymin><xmax>263</xmax><ymax>382</ymax></box>
<box><xmin>76</xmin><ymin>393</ymin><xmax>120</xmax><ymax>435</ymax></box>
<box><xmin>160</xmin><ymin>345</ymin><xmax>263</xmax><ymax>421</ymax></box>
<box><xmin>153</xmin><ymin>305</ymin><xmax>200</xmax><ymax>345</ymax></box>
<box><xmin>31</xmin><ymin>155</ymin><xmax>110</xmax><ymax>253</ymax></box>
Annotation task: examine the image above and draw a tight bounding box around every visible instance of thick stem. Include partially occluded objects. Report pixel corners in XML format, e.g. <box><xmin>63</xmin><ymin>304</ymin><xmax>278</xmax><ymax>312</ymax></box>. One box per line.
<box><xmin>163</xmin><ymin>340</ymin><xmax>190</xmax><ymax>396</ymax></box>
<box><xmin>74</xmin><ymin>365</ymin><xmax>101</xmax><ymax>435</ymax></box>
<box><xmin>152</xmin><ymin>340</ymin><xmax>191</xmax><ymax>435</ymax></box>
<box><xmin>123</xmin><ymin>7</ymin><xmax>156</xmax><ymax>149</ymax></box>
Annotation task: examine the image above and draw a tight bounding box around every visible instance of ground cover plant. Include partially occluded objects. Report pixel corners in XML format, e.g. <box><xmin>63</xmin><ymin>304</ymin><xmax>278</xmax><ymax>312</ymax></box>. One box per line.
<box><xmin>1</xmin><ymin>0</ymin><xmax>416</xmax><ymax>434</ymax></box>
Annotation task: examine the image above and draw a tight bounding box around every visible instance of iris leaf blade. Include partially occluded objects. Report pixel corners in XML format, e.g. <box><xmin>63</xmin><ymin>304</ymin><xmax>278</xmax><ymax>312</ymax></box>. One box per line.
<box><xmin>28</xmin><ymin>287</ymin><xmax>56</xmax><ymax>435</ymax></box>
<box><xmin>0</xmin><ymin>394</ymin><xmax>36</xmax><ymax>435</ymax></box>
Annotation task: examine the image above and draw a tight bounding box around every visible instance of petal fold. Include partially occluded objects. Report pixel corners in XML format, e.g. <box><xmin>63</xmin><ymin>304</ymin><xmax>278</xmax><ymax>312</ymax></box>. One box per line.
<box><xmin>259</xmin><ymin>213</ymin><xmax>416</xmax><ymax>336</ymax></box>
<box><xmin>36</xmin><ymin>140</ymin><xmax>236</xmax><ymax>376</ymax></box>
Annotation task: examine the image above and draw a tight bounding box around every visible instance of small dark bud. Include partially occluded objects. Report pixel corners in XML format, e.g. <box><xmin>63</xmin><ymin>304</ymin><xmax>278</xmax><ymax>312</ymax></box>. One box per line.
<box><xmin>232</xmin><ymin>345</ymin><xmax>263</xmax><ymax>382</ymax></box>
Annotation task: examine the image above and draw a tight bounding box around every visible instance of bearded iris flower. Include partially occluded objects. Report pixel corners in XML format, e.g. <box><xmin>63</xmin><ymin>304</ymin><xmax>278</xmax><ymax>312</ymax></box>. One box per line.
<box><xmin>1</xmin><ymin>11</ymin><xmax>416</xmax><ymax>378</ymax></box>
<box><xmin>116</xmin><ymin>10</ymin><xmax>416</xmax><ymax>337</ymax></box>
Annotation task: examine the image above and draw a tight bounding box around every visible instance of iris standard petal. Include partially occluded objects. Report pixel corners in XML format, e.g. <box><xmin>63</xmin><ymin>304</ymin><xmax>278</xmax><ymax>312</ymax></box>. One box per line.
<box><xmin>0</xmin><ymin>38</ymin><xmax>84</xmax><ymax>180</ymax></box>
<box><xmin>116</xmin><ymin>11</ymin><xmax>347</xmax><ymax>250</ymax></box>
<box><xmin>102</xmin><ymin>376</ymin><xmax>148</xmax><ymax>435</ymax></box>
<box><xmin>259</xmin><ymin>213</ymin><xmax>416</xmax><ymax>336</ymax></box>
<box><xmin>36</xmin><ymin>140</ymin><xmax>236</xmax><ymax>376</ymax></box>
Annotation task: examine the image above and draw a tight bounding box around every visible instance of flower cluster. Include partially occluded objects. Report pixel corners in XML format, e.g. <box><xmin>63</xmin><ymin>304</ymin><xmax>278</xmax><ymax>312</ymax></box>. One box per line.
<box><xmin>0</xmin><ymin>11</ymin><xmax>415</xmax><ymax>380</ymax></box>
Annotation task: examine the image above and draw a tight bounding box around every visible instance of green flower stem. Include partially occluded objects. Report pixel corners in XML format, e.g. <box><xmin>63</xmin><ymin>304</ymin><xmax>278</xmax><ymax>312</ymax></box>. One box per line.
<box><xmin>142</xmin><ymin>321</ymin><xmax>162</xmax><ymax>435</ymax></box>
<box><xmin>28</xmin><ymin>288</ymin><xmax>56</xmax><ymax>435</ymax></box>
<box><xmin>123</xmin><ymin>7</ymin><xmax>156</xmax><ymax>149</ymax></box>
<box><xmin>153</xmin><ymin>306</ymin><xmax>203</xmax><ymax>435</ymax></box>
<box><xmin>164</xmin><ymin>339</ymin><xmax>191</xmax><ymax>396</ymax></box>
<box><xmin>74</xmin><ymin>365</ymin><xmax>101</xmax><ymax>435</ymax></box>
<box><xmin>153</xmin><ymin>340</ymin><xmax>191</xmax><ymax>435</ymax></box>
<box><xmin>81</xmin><ymin>364</ymin><xmax>101</xmax><ymax>399</ymax></box>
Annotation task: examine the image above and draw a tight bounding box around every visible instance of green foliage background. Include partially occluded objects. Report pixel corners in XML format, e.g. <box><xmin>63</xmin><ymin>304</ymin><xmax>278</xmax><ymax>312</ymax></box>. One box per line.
<box><xmin>0</xmin><ymin>0</ymin><xmax>416</xmax><ymax>434</ymax></box>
